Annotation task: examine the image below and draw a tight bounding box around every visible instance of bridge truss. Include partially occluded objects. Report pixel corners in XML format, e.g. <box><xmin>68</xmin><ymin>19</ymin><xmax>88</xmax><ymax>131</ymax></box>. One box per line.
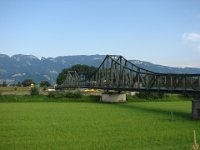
<box><xmin>58</xmin><ymin>55</ymin><xmax>200</xmax><ymax>95</ymax></box>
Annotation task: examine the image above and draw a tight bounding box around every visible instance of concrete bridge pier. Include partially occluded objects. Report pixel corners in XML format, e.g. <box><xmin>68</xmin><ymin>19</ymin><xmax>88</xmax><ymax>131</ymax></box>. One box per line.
<box><xmin>192</xmin><ymin>99</ymin><xmax>200</xmax><ymax>119</ymax></box>
<box><xmin>100</xmin><ymin>92</ymin><xmax>126</xmax><ymax>103</ymax></box>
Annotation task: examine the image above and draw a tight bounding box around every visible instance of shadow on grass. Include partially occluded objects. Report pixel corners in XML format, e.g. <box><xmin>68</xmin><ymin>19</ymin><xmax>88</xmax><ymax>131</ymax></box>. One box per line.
<box><xmin>111</xmin><ymin>102</ymin><xmax>192</xmax><ymax>120</ymax></box>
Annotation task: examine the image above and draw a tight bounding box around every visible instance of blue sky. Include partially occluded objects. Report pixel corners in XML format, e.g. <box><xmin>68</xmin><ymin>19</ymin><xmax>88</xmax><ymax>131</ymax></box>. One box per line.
<box><xmin>0</xmin><ymin>0</ymin><xmax>200</xmax><ymax>67</ymax></box>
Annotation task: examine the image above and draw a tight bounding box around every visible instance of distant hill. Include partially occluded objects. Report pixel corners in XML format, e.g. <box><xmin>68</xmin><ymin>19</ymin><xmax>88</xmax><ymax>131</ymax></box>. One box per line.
<box><xmin>1</xmin><ymin>54</ymin><xmax>200</xmax><ymax>85</ymax></box>
<box><xmin>0</xmin><ymin>54</ymin><xmax>105</xmax><ymax>85</ymax></box>
<box><xmin>130</xmin><ymin>60</ymin><xmax>200</xmax><ymax>74</ymax></box>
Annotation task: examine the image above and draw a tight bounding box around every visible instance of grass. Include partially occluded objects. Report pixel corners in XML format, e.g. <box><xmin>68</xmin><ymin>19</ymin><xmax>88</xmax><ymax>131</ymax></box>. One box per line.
<box><xmin>0</xmin><ymin>87</ymin><xmax>29</xmax><ymax>91</ymax></box>
<box><xmin>0</xmin><ymin>95</ymin><xmax>199</xmax><ymax>150</ymax></box>
<box><xmin>0</xmin><ymin>87</ymin><xmax>30</xmax><ymax>95</ymax></box>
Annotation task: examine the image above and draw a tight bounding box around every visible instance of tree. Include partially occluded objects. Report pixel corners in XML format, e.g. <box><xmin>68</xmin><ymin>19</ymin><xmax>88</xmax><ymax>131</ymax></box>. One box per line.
<box><xmin>2</xmin><ymin>81</ymin><xmax>7</xmax><ymax>87</ymax></box>
<box><xmin>30</xmin><ymin>85</ymin><xmax>40</xmax><ymax>95</ymax></box>
<box><xmin>22</xmin><ymin>79</ymin><xmax>35</xmax><ymax>87</ymax></box>
<box><xmin>16</xmin><ymin>81</ymin><xmax>22</xmax><ymax>87</ymax></box>
<box><xmin>40</xmin><ymin>80</ymin><xmax>51</xmax><ymax>87</ymax></box>
<box><xmin>56</xmin><ymin>64</ymin><xmax>97</xmax><ymax>85</ymax></box>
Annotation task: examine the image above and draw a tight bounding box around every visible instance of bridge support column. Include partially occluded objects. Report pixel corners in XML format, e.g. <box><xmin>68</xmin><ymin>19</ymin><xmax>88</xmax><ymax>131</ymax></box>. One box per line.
<box><xmin>192</xmin><ymin>99</ymin><xmax>200</xmax><ymax>119</ymax></box>
<box><xmin>100</xmin><ymin>93</ymin><xmax>126</xmax><ymax>103</ymax></box>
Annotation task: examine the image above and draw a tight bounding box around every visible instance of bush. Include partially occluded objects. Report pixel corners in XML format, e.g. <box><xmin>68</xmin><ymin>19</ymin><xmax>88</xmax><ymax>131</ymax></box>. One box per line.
<box><xmin>30</xmin><ymin>86</ymin><xmax>40</xmax><ymax>95</ymax></box>
<box><xmin>65</xmin><ymin>90</ymin><xmax>82</xmax><ymax>98</ymax></box>
<box><xmin>48</xmin><ymin>91</ymin><xmax>65</xmax><ymax>98</ymax></box>
<box><xmin>14</xmin><ymin>87</ymin><xmax>17</xmax><ymax>91</ymax></box>
<box><xmin>42</xmin><ymin>85</ymin><xmax>47</xmax><ymax>91</ymax></box>
<box><xmin>136</xmin><ymin>92</ymin><xmax>166</xmax><ymax>99</ymax></box>
<box><xmin>181</xmin><ymin>93</ymin><xmax>199</xmax><ymax>99</ymax></box>
<box><xmin>48</xmin><ymin>89</ymin><xmax>82</xmax><ymax>98</ymax></box>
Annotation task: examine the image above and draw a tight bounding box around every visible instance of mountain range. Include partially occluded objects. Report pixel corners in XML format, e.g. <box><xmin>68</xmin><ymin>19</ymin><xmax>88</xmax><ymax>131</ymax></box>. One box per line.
<box><xmin>1</xmin><ymin>54</ymin><xmax>200</xmax><ymax>85</ymax></box>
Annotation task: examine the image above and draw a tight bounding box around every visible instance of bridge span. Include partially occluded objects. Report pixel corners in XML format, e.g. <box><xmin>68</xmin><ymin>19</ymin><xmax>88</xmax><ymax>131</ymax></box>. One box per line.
<box><xmin>58</xmin><ymin>55</ymin><xmax>200</xmax><ymax>94</ymax></box>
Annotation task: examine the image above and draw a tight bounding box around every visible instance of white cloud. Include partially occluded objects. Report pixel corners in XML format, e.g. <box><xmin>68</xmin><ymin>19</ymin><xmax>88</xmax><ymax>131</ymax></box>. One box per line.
<box><xmin>182</xmin><ymin>32</ymin><xmax>200</xmax><ymax>52</ymax></box>
<box><xmin>182</xmin><ymin>33</ymin><xmax>200</xmax><ymax>42</ymax></box>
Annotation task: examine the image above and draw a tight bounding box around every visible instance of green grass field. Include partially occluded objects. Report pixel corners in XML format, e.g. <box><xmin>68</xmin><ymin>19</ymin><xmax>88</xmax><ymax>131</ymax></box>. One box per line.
<box><xmin>0</xmin><ymin>96</ymin><xmax>200</xmax><ymax>150</ymax></box>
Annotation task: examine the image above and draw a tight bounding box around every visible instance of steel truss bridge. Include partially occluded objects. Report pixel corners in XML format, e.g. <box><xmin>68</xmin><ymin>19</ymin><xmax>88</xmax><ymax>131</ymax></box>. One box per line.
<box><xmin>58</xmin><ymin>55</ymin><xmax>200</xmax><ymax>95</ymax></box>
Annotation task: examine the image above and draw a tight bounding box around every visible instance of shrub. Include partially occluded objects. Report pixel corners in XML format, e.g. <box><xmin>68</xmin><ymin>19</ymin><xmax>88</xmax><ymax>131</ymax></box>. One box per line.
<box><xmin>48</xmin><ymin>91</ymin><xmax>55</xmax><ymax>98</ymax></box>
<box><xmin>14</xmin><ymin>87</ymin><xmax>17</xmax><ymax>91</ymax></box>
<box><xmin>30</xmin><ymin>86</ymin><xmax>40</xmax><ymax>95</ymax></box>
<box><xmin>48</xmin><ymin>89</ymin><xmax>82</xmax><ymax>98</ymax></box>
<box><xmin>42</xmin><ymin>85</ymin><xmax>47</xmax><ymax>91</ymax></box>
<box><xmin>181</xmin><ymin>93</ymin><xmax>199</xmax><ymax>99</ymax></box>
<box><xmin>65</xmin><ymin>90</ymin><xmax>82</xmax><ymax>98</ymax></box>
<box><xmin>136</xmin><ymin>91</ymin><xmax>166</xmax><ymax>99</ymax></box>
<box><xmin>48</xmin><ymin>91</ymin><xmax>64</xmax><ymax>98</ymax></box>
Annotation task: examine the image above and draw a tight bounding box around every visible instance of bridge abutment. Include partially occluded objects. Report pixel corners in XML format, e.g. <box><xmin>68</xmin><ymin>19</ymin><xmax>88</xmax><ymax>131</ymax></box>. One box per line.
<box><xmin>192</xmin><ymin>99</ymin><xmax>200</xmax><ymax>119</ymax></box>
<box><xmin>100</xmin><ymin>93</ymin><xmax>126</xmax><ymax>103</ymax></box>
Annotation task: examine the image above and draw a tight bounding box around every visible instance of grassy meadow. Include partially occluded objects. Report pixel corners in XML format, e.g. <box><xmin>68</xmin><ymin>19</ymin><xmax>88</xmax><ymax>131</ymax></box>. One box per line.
<box><xmin>0</xmin><ymin>94</ymin><xmax>199</xmax><ymax>150</ymax></box>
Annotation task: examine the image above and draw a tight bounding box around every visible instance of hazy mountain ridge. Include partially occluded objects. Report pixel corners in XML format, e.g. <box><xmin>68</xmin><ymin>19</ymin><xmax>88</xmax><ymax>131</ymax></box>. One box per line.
<box><xmin>130</xmin><ymin>60</ymin><xmax>200</xmax><ymax>74</ymax></box>
<box><xmin>0</xmin><ymin>54</ymin><xmax>105</xmax><ymax>84</ymax></box>
<box><xmin>1</xmin><ymin>54</ymin><xmax>200</xmax><ymax>85</ymax></box>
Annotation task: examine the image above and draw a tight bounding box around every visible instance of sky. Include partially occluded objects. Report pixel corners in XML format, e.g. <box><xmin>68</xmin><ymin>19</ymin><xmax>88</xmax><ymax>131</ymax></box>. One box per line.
<box><xmin>0</xmin><ymin>0</ymin><xmax>200</xmax><ymax>67</ymax></box>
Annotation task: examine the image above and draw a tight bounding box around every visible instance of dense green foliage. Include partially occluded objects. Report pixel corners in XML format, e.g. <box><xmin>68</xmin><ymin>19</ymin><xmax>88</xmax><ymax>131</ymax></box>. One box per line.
<box><xmin>48</xmin><ymin>90</ymin><xmax>82</xmax><ymax>98</ymax></box>
<box><xmin>0</xmin><ymin>94</ymin><xmax>191</xmax><ymax>102</ymax></box>
<box><xmin>0</xmin><ymin>100</ymin><xmax>199</xmax><ymax>150</ymax></box>
<box><xmin>40</xmin><ymin>80</ymin><xmax>51</xmax><ymax>87</ymax></box>
<box><xmin>30</xmin><ymin>86</ymin><xmax>40</xmax><ymax>95</ymax></box>
<box><xmin>127</xmin><ymin>94</ymin><xmax>191</xmax><ymax>102</ymax></box>
<box><xmin>40</xmin><ymin>80</ymin><xmax>51</xmax><ymax>90</ymax></box>
<box><xmin>56</xmin><ymin>64</ymin><xmax>97</xmax><ymax>85</ymax></box>
<box><xmin>135</xmin><ymin>91</ymin><xmax>166</xmax><ymax>99</ymax></box>
<box><xmin>22</xmin><ymin>79</ymin><xmax>35</xmax><ymax>87</ymax></box>
<box><xmin>0</xmin><ymin>95</ymin><xmax>99</xmax><ymax>102</ymax></box>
